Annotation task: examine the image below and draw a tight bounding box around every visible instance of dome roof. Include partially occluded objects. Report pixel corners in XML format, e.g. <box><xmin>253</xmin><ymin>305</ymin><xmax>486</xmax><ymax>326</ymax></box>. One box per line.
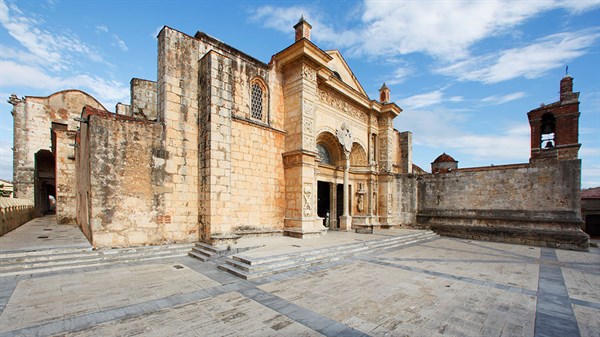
<box><xmin>432</xmin><ymin>152</ymin><xmax>457</xmax><ymax>163</ymax></box>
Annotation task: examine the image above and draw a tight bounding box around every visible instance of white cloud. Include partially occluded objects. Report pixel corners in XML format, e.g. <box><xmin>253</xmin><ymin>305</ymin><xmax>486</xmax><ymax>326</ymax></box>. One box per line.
<box><xmin>437</xmin><ymin>29</ymin><xmax>600</xmax><ymax>83</ymax></box>
<box><xmin>251</xmin><ymin>1</ymin><xmax>599</xmax><ymax>61</ymax></box>
<box><xmin>95</xmin><ymin>25</ymin><xmax>108</xmax><ymax>33</ymax></box>
<box><xmin>249</xmin><ymin>6</ymin><xmax>359</xmax><ymax>48</ymax></box>
<box><xmin>481</xmin><ymin>92</ymin><xmax>526</xmax><ymax>105</ymax></box>
<box><xmin>397</xmin><ymin>90</ymin><xmax>444</xmax><ymax>110</ymax></box>
<box><xmin>113</xmin><ymin>34</ymin><xmax>128</xmax><ymax>52</ymax></box>
<box><xmin>0</xmin><ymin>60</ymin><xmax>128</xmax><ymax>105</ymax></box>
<box><xmin>0</xmin><ymin>0</ymin><xmax>107</xmax><ymax>70</ymax></box>
<box><xmin>386</xmin><ymin>64</ymin><xmax>413</xmax><ymax>85</ymax></box>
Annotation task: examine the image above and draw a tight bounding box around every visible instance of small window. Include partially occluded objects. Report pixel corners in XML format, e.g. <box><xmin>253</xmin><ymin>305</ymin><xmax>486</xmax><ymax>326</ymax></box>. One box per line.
<box><xmin>317</xmin><ymin>144</ymin><xmax>332</xmax><ymax>165</ymax></box>
<box><xmin>250</xmin><ymin>83</ymin><xmax>263</xmax><ymax>120</ymax></box>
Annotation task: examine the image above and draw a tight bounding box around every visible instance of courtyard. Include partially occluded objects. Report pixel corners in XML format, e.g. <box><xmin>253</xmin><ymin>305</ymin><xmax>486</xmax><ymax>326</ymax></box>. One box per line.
<box><xmin>0</xmin><ymin>222</ymin><xmax>598</xmax><ymax>337</ymax></box>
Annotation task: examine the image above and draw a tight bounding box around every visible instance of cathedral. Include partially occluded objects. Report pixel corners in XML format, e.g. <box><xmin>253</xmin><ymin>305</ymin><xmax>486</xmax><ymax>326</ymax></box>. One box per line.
<box><xmin>9</xmin><ymin>18</ymin><xmax>589</xmax><ymax>251</ymax></box>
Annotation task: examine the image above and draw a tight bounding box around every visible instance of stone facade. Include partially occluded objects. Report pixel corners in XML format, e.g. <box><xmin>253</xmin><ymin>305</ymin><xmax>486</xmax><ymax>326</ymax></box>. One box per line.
<box><xmin>9</xmin><ymin>19</ymin><xmax>588</xmax><ymax>250</ymax></box>
<box><xmin>9</xmin><ymin>91</ymin><xmax>105</xmax><ymax>221</ymax></box>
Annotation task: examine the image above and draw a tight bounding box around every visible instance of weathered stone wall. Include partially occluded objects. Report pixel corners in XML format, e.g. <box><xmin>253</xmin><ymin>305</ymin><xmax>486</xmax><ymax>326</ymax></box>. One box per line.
<box><xmin>392</xmin><ymin>174</ymin><xmax>418</xmax><ymax>226</ymax></box>
<box><xmin>230</xmin><ymin>119</ymin><xmax>286</xmax><ymax>232</ymax></box>
<box><xmin>81</xmin><ymin>113</ymin><xmax>189</xmax><ymax>248</ymax></box>
<box><xmin>0</xmin><ymin>198</ymin><xmax>34</xmax><ymax>236</ymax></box>
<box><xmin>131</xmin><ymin>78</ymin><xmax>157</xmax><ymax>120</ymax></box>
<box><xmin>156</xmin><ymin>27</ymin><xmax>200</xmax><ymax>245</ymax></box>
<box><xmin>417</xmin><ymin>160</ymin><xmax>588</xmax><ymax>250</ymax></box>
<box><xmin>54</xmin><ymin>129</ymin><xmax>77</xmax><ymax>224</ymax></box>
<box><xmin>10</xmin><ymin>91</ymin><xmax>105</xmax><ymax>203</ymax></box>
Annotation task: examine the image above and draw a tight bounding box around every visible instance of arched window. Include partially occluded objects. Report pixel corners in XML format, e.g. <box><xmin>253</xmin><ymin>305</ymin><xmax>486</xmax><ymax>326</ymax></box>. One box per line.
<box><xmin>540</xmin><ymin>113</ymin><xmax>556</xmax><ymax>149</ymax></box>
<box><xmin>250</xmin><ymin>80</ymin><xmax>266</xmax><ymax>122</ymax></box>
<box><xmin>317</xmin><ymin>144</ymin><xmax>332</xmax><ymax>165</ymax></box>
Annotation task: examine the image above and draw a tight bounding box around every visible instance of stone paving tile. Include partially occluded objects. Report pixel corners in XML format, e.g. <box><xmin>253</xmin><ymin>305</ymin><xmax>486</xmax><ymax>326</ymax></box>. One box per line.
<box><xmin>55</xmin><ymin>292</ymin><xmax>322</xmax><ymax>337</ymax></box>
<box><xmin>0</xmin><ymin>263</ymin><xmax>219</xmax><ymax>333</ymax></box>
<box><xmin>573</xmin><ymin>303</ymin><xmax>600</xmax><ymax>337</ymax></box>
<box><xmin>381</xmin><ymin>238</ymin><xmax>540</xmax><ymax>292</ymax></box>
<box><xmin>258</xmin><ymin>260</ymin><xmax>536</xmax><ymax>336</ymax></box>
<box><xmin>1</xmin><ymin>238</ymin><xmax>599</xmax><ymax>336</ymax></box>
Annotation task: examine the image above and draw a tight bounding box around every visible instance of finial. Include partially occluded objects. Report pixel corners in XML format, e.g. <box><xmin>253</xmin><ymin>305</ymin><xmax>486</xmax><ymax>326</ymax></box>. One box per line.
<box><xmin>300</xmin><ymin>14</ymin><xmax>305</xmax><ymax>22</ymax></box>
<box><xmin>565</xmin><ymin>65</ymin><xmax>569</xmax><ymax>76</ymax></box>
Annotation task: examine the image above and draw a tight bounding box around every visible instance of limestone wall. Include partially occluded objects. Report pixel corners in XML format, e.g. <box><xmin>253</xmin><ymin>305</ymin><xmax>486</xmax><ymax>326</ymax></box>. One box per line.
<box><xmin>81</xmin><ymin>113</ymin><xmax>193</xmax><ymax>248</ymax></box>
<box><xmin>230</xmin><ymin>119</ymin><xmax>285</xmax><ymax>232</ymax></box>
<box><xmin>11</xmin><ymin>91</ymin><xmax>105</xmax><ymax>202</ymax></box>
<box><xmin>156</xmin><ymin>27</ymin><xmax>200</xmax><ymax>245</ymax></box>
<box><xmin>131</xmin><ymin>78</ymin><xmax>157</xmax><ymax>120</ymax></box>
<box><xmin>0</xmin><ymin>198</ymin><xmax>34</xmax><ymax>236</ymax></box>
<box><xmin>54</xmin><ymin>129</ymin><xmax>77</xmax><ymax>224</ymax></box>
<box><xmin>417</xmin><ymin>160</ymin><xmax>588</xmax><ymax>250</ymax></box>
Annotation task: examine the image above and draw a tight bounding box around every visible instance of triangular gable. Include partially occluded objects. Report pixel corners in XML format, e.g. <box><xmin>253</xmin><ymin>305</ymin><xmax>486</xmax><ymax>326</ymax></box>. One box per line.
<box><xmin>325</xmin><ymin>50</ymin><xmax>368</xmax><ymax>98</ymax></box>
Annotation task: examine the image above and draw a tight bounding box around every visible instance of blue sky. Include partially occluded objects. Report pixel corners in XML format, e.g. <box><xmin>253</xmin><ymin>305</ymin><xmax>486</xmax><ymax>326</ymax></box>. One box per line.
<box><xmin>0</xmin><ymin>0</ymin><xmax>599</xmax><ymax>187</ymax></box>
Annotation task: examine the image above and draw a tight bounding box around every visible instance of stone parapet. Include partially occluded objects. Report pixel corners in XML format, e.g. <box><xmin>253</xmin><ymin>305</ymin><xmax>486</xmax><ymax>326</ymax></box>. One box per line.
<box><xmin>0</xmin><ymin>198</ymin><xmax>35</xmax><ymax>236</ymax></box>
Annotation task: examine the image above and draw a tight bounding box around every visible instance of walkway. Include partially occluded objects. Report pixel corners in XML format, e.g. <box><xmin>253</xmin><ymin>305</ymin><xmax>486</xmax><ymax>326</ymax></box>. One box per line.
<box><xmin>0</xmin><ymin>235</ymin><xmax>598</xmax><ymax>336</ymax></box>
<box><xmin>0</xmin><ymin>215</ymin><xmax>91</xmax><ymax>253</ymax></box>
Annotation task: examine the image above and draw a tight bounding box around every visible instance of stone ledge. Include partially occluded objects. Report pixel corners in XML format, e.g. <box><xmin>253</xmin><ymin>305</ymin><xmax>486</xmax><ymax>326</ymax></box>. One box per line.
<box><xmin>430</xmin><ymin>223</ymin><xmax>589</xmax><ymax>251</ymax></box>
<box><xmin>284</xmin><ymin>228</ymin><xmax>327</xmax><ymax>239</ymax></box>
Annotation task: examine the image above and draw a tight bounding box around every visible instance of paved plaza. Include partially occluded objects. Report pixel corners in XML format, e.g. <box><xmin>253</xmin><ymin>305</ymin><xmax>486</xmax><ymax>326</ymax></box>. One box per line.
<box><xmin>0</xmin><ymin>230</ymin><xmax>599</xmax><ymax>336</ymax></box>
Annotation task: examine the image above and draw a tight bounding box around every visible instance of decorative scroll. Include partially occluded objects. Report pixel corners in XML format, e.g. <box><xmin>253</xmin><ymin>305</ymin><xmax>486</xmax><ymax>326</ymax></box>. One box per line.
<box><xmin>301</xmin><ymin>65</ymin><xmax>317</xmax><ymax>82</ymax></box>
<box><xmin>318</xmin><ymin>89</ymin><xmax>368</xmax><ymax>123</ymax></box>
<box><xmin>303</xmin><ymin>184</ymin><xmax>313</xmax><ymax>217</ymax></box>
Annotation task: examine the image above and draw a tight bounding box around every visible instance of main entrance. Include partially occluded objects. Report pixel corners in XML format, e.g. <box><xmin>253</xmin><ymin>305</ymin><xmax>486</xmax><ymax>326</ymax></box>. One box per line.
<box><xmin>317</xmin><ymin>181</ymin><xmax>331</xmax><ymax>228</ymax></box>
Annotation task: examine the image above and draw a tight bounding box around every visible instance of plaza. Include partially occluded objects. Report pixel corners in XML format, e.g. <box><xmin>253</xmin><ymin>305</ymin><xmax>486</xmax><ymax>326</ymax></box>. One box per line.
<box><xmin>0</xmin><ymin>217</ymin><xmax>598</xmax><ymax>336</ymax></box>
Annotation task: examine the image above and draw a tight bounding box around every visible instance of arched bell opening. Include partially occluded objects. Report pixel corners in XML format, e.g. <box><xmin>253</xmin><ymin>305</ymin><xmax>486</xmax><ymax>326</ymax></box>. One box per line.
<box><xmin>540</xmin><ymin>112</ymin><xmax>556</xmax><ymax>149</ymax></box>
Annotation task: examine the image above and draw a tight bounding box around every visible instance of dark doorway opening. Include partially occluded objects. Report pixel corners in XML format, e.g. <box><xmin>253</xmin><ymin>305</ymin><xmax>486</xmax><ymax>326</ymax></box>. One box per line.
<box><xmin>585</xmin><ymin>214</ymin><xmax>600</xmax><ymax>238</ymax></box>
<box><xmin>317</xmin><ymin>181</ymin><xmax>331</xmax><ymax>228</ymax></box>
<box><xmin>34</xmin><ymin>150</ymin><xmax>56</xmax><ymax>215</ymax></box>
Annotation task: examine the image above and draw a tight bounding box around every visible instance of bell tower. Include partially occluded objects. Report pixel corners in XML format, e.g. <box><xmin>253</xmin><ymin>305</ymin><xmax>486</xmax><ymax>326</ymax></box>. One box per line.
<box><xmin>528</xmin><ymin>75</ymin><xmax>581</xmax><ymax>161</ymax></box>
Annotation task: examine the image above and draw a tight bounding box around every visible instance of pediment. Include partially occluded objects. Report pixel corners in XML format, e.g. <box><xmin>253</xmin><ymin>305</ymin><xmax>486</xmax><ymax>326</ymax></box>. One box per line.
<box><xmin>325</xmin><ymin>50</ymin><xmax>368</xmax><ymax>98</ymax></box>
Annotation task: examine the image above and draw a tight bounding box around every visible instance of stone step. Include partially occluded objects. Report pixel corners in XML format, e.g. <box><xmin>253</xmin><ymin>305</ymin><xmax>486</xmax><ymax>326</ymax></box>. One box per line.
<box><xmin>232</xmin><ymin>231</ymin><xmax>432</xmax><ymax>266</ymax></box>
<box><xmin>187</xmin><ymin>242</ymin><xmax>262</xmax><ymax>262</ymax></box>
<box><xmin>0</xmin><ymin>243</ymin><xmax>194</xmax><ymax>276</ymax></box>
<box><xmin>219</xmin><ymin>231</ymin><xmax>438</xmax><ymax>280</ymax></box>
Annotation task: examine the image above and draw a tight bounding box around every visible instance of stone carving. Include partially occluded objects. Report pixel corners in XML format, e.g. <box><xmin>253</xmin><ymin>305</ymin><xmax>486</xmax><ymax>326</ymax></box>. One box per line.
<box><xmin>303</xmin><ymin>184</ymin><xmax>312</xmax><ymax>217</ymax></box>
<box><xmin>318</xmin><ymin>89</ymin><xmax>368</xmax><ymax>123</ymax></box>
<box><xmin>301</xmin><ymin>65</ymin><xmax>316</xmax><ymax>82</ymax></box>
<box><xmin>303</xmin><ymin>98</ymin><xmax>315</xmax><ymax>116</ymax></box>
<box><xmin>387</xmin><ymin>194</ymin><xmax>392</xmax><ymax>214</ymax></box>
<box><xmin>357</xmin><ymin>194</ymin><xmax>364</xmax><ymax>213</ymax></box>
<box><xmin>303</xmin><ymin>118</ymin><xmax>313</xmax><ymax>134</ymax></box>
<box><xmin>336</xmin><ymin>122</ymin><xmax>353</xmax><ymax>154</ymax></box>
<box><xmin>8</xmin><ymin>94</ymin><xmax>23</xmax><ymax>106</ymax></box>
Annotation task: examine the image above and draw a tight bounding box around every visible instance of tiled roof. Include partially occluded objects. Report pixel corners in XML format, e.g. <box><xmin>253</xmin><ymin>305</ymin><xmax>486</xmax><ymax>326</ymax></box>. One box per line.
<box><xmin>433</xmin><ymin>152</ymin><xmax>457</xmax><ymax>163</ymax></box>
<box><xmin>581</xmin><ymin>187</ymin><xmax>600</xmax><ymax>199</ymax></box>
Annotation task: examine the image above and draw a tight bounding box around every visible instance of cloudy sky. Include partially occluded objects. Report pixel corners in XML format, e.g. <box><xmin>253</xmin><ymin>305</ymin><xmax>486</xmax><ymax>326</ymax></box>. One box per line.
<box><xmin>0</xmin><ymin>0</ymin><xmax>598</xmax><ymax>187</ymax></box>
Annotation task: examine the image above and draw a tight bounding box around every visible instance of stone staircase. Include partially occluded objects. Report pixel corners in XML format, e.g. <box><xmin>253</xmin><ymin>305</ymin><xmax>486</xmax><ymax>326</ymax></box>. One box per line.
<box><xmin>188</xmin><ymin>242</ymin><xmax>259</xmax><ymax>262</ymax></box>
<box><xmin>218</xmin><ymin>230</ymin><xmax>438</xmax><ymax>280</ymax></box>
<box><xmin>0</xmin><ymin>243</ymin><xmax>194</xmax><ymax>276</ymax></box>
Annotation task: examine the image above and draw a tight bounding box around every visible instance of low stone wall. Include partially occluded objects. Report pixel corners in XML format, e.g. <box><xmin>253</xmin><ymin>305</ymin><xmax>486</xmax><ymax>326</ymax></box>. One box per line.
<box><xmin>416</xmin><ymin>159</ymin><xmax>589</xmax><ymax>251</ymax></box>
<box><xmin>0</xmin><ymin>198</ymin><xmax>35</xmax><ymax>236</ymax></box>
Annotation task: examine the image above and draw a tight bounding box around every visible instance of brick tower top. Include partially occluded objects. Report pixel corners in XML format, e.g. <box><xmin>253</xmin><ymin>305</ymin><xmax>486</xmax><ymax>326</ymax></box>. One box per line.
<box><xmin>528</xmin><ymin>75</ymin><xmax>581</xmax><ymax>161</ymax></box>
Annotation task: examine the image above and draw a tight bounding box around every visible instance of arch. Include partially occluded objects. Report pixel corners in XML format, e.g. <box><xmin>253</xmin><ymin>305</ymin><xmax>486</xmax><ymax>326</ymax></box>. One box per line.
<box><xmin>540</xmin><ymin>112</ymin><xmax>556</xmax><ymax>148</ymax></box>
<box><xmin>249</xmin><ymin>77</ymin><xmax>268</xmax><ymax>122</ymax></box>
<box><xmin>28</xmin><ymin>89</ymin><xmax>107</xmax><ymax>111</ymax></box>
<box><xmin>350</xmin><ymin>142</ymin><xmax>368</xmax><ymax>166</ymax></box>
<box><xmin>316</xmin><ymin>131</ymin><xmax>343</xmax><ymax>165</ymax></box>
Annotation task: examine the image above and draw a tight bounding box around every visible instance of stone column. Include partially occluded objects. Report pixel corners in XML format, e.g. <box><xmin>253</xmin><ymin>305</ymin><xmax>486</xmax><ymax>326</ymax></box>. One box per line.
<box><xmin>337</xmin><ymin>123</ymin><xmax>353</xmax><ymax>231</ymax></box>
